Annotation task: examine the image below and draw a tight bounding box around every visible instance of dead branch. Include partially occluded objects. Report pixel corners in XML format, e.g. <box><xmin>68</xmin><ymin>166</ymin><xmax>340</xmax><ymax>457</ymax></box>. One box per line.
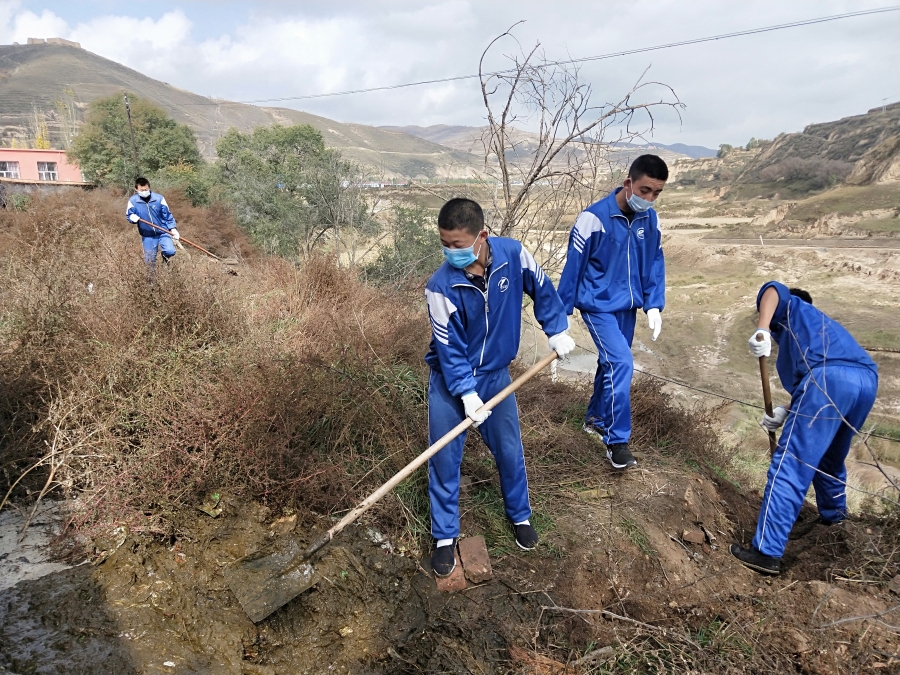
<box><xmin>476</xmin><ymin>28</ymin><xmax>683</xmax><ymax>271</ymax></box>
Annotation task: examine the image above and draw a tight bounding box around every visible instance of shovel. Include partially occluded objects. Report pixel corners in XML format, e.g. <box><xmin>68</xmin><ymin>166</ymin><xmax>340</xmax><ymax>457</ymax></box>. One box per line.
<box><xmin>756</xmin><ymin>333</ymin><xmax>777</xmax><ymax>456</ymax></box>
<box><xmin>226</xmin><ymin>350</ymin><xmax>560</xmax><ymax>622</ymax></box>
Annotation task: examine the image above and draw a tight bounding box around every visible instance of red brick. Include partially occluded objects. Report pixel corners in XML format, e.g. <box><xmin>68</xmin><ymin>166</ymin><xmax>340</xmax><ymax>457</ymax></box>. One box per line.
<box><xmin>458</xmin><ymin>536</ymin><xmax>492</xmax><ymax>583</ymax></box>
<box><xmin>434</xmin><ymin>550</ymin><xmax>466</xmax><ymax>592</ymax></box>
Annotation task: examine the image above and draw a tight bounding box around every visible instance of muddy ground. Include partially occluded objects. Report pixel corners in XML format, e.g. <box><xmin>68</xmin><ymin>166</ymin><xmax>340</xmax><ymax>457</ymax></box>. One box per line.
<box><xmin>2</xmin><ymin>439</ymin><xmax>898</xmax><ymax>675</ymax></box>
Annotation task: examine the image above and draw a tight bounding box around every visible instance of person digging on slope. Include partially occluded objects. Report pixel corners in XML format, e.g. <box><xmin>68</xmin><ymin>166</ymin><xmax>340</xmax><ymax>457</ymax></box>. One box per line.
<box><xmin>424</xmin><ymin>198</ymin><xmax>575</xmax><ymax>578</ymax></box>
<box><xmin>556</xmin><ymin>155</ymin><xmax>667</xmax><ymax>470</ymax></box>
<box><xmin>731</xmin><ymin>282</ymin><xmax>878</xmax><ymax>575</ymax></box>
<box><xmin>125</xmin><ymin>176</ymin><xmax>181</xmax><ymax>272</ymax></box>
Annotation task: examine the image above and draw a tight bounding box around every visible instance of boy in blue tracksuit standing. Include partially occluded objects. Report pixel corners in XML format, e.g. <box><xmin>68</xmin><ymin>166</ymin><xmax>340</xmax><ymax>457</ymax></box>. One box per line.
<box><xmin>425</xmin><ymin>198</ymin><xmax>575</xmax><ymax>577</ymax></box>
<box><xmin>731</xmin><ymin>282</ymin><xmax>878</xmax><ymax>575</ymax></box>
<box><xmin>125</xmin><ymin>176</ymin><xmax>181</xmax><ymax>270</ymax></box>
<box><xmin>556</xmin><ymin>155</ymin><xmax>668</xmax><ymax>470</ymax></box>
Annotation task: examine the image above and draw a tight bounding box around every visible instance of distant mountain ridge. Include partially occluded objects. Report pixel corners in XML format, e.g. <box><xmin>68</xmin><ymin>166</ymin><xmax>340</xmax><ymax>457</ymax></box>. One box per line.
<box><xmin>737</xmin><ymin>102</ymin><xmax>900</xmax><ymax>186</ymax></box>
<box><xmin>0</xmin><ymin>43</ymin><xmax>478</xmax><ymax>178</ymax></box>
<box><xmin>380</xmin><ymin>125</ymin><xmax>717</xmax><ymax>160</ymax></box>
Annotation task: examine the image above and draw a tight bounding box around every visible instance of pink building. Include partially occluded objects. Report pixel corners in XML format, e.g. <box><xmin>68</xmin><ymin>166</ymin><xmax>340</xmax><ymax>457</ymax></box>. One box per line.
<box><xmin>0</xmin><ymin>148</ymin><xmax>87</xmax><ymax>184</ymax></box>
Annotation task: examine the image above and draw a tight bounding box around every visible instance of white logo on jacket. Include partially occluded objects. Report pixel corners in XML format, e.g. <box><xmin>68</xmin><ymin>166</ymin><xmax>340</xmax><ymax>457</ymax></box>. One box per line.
<box><xmin>636</xmin><ymin>227</ymin><xmax>645</xmax><ymax>240</ymax></box>
<box><xmin>498</xmin><ymin>277</ymin><xmax>509</xmax><ymax>292</ymax></box>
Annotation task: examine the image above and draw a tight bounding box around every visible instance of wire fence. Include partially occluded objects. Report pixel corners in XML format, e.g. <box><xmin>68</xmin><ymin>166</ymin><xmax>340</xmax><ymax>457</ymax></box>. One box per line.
<box><xmin>520</xmin><ymin>311</ymin><xmax>900</xmax><ymax>507</ymax></box>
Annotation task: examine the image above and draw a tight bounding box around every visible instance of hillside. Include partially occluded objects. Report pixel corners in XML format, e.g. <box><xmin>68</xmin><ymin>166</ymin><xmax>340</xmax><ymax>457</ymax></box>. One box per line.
<box><xmin>669</xmin><ymin>102</ymin><xmax>900</xmax><ymax>200</ymax></box>
<box><xmin>0</xmin><ymin>43</ymin><xmax>478</xmax><ymax>178</ymax></box>
<box><xmin>381</xmin><ymin>124</ymin><xmax>714</xmax><ymax>160</ymax></box>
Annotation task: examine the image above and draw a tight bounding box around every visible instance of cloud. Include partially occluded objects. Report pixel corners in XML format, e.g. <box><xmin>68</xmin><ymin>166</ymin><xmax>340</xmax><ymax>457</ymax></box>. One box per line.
<box><xmin>0</xmin><ymin>1</ymin><xmax>69</xmax><ymax>43</ymax></box>
<box><xmin>1</xmin><ymin>0</ymin><xmax>897</xmax><ymax>147</ymax></box>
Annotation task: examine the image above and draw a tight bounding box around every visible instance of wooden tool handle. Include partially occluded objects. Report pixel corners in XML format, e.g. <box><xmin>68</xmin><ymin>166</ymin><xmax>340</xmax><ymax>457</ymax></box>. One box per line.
<box><xmin>756</xmin><ymin>333</ymin><xmax>777</xmax><ymax>456</ymax></box>
<box><xmin>303</xmin><ymin>350</ymin><xmax>559</xmax><ymax>559</ymax></box>
<box><xmin>137</xmin><ymin>217</ymin><xmax>221</xmax><ymax>260</ymax></box>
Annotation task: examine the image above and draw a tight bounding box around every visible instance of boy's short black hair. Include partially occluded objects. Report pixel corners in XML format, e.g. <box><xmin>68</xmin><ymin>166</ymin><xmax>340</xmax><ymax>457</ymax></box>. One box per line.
<box><xmin>135</xmin><ymin>176</ymin><xmax>150</xmax><ymax>188</ymax></box>
<box><xmin>628</xmin><ymin>154</ymin><xmax>669</xmax><ymax>182</ymax></box>
<box><xmin>789</xmin><ymin>288</ymin><xmax>813</xmax><ymax>305</ymax></box>
<box><xmin>438</xmin><ymin>198</ymin><xmax>484</xmax><ymax>236</ymax></box>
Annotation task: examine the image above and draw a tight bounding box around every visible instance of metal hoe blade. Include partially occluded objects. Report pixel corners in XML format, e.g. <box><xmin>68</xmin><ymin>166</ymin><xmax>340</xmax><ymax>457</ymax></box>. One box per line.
<box><xmin>224</xmin><ymin>540</ymin><xmax>318</xmax><ymax>623</ymax></box>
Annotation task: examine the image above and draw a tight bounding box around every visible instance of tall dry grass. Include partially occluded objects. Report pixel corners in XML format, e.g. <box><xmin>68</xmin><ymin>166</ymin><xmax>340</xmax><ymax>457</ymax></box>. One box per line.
<box><xmin>0</xmin><ymin>189</ymin><xmax>762</xmax><ymax>550</ymax></box>
<box><xmin>0</xmin><ymin>190</ymin><xmax>431</xmax><ymax>535</ymax></box>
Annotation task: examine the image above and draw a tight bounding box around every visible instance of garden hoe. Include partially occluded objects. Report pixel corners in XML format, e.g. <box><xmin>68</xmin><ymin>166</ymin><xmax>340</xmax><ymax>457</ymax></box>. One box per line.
<box><xmin>226</xmin><ymin>350</ymin><xmax>560</xmax><ymax>622</ymax></box>
<box><xmin>756</xmin><ymin>333</ymin><xmax>777</xmax><ymax>456</ymax></box>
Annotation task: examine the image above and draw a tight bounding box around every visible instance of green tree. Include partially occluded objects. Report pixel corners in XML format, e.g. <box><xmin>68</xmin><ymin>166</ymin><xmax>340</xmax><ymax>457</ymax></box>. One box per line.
<box><xmin>716</xmin><ymin>144</ymin><xmax>734</xmax><ymax>159</ymax></box>
<box><xmin>216</xmin><ymin>124</ymin><xmax>376</xmax><ymax>258</ymax></box>
<box><xmin>69</xmin><ymin>92</ymin><xmax>202</xmax><ymax>189</ymax></box>
<box><xmin>364</xmin><ymin>205</ymin><xmax>441</xmax><ymax>286</ymax></box>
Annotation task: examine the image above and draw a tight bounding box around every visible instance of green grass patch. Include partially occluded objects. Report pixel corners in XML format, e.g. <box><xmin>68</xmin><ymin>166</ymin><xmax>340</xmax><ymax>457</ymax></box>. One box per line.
<box><xmin>465</xmin><ymin>483</ymin><xmax>560</xmax><ymax>558</ymax></box>
<box><xmin>788</xmin><ymin>184</ymin><xmax>900</xmax><ymax>222</ymax></box>
<box><xmin>393</xmin><ymin>469</ymin><xmax>431</xmax><ymax>550</ymax></box>
<box><xmin>619</xmin><ymin>516</ymin><xmax>656</xmax><ymax>557</ymax></box>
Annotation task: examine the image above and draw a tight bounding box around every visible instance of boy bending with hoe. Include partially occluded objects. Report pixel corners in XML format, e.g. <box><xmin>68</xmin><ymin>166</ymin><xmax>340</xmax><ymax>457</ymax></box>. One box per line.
<box><xmin>733</xmin><ymin>282</ymin><xmax>878</xmax><ymax>574</ymax></box>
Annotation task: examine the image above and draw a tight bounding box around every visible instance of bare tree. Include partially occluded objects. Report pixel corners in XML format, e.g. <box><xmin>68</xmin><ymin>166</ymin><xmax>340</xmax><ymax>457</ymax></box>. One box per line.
<box><xmin>477</xmin><ymin>25</ymin><xmax>683</xmax><ymax>272</ymax></box>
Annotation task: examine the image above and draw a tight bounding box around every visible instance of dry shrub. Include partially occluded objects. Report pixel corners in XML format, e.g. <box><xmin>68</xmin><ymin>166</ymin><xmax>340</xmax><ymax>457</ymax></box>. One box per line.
<box><xmin>0</xmin><ymin>189</ymin><xmax>730</xmax><ymax>542</ymax></box>
<box><xmin>0</xmin><ymin>190</ymin><xmax>430</xmax><ymax>535</ymax></box>
<box><xmin>513</xmin><ymin>373</ymin><xmax>730</xmax><ymax>489</ymax></box>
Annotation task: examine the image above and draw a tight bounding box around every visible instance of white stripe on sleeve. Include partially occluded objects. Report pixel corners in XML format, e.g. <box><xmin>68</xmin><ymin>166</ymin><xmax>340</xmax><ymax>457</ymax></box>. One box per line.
<box><xmin>425</xmin><ymin>289</ymin><xmax>457</xmax><ymax>346</ymax></box>
<box><xmin>519</xmin><ymin>246</ymin><xmax>546</xmax><ymax>286</ymax></box>
<box><xmin>572</xmin><ymin>211</ymin><xmax>604</xmax><ymax>254</ymax></box>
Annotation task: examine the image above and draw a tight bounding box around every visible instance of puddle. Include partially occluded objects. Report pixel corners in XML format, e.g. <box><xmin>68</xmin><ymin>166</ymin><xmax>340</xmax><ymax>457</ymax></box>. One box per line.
<box><xmin>0</xmin><ymin>502</ymin><xmax>73</xmax><ymax>591</ymax></box>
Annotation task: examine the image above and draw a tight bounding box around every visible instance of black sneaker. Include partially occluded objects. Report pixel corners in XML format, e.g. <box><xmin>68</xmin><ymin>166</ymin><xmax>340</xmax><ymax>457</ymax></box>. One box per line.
<box><xmin>431</xmin><ymin>541</ymin><xmax>457</xmax><ymax>578</ymax></box>
<box><xmin>730</xmin><ymin>543</ymin><xmax>781</xmax><ymax>575</ymax></box>
<box><xmin>606</xmin><ymin>444</ymin><xmax>637</xmax><ymax>469</ymax></box>
<box><xmin>513</xmin><ymin>523</ymin><xmax>539</xmax><ymax>551</ymax></box>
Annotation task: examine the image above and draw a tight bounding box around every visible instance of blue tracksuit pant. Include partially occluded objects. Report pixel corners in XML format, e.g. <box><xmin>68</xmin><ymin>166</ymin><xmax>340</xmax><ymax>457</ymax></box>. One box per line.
<box><xmin>581</xmin><ymin>309</ymin><xmax>637</xmax><ymax>446</ymax></box>
<box><xmin>142</xmin><ymin>234</ymin><xmax>176</xmax><ymax>268</ymax></box>
<box><xmin>753</xmin><ymin>365</ymin><xmax>878</xmax><ymax>558</ymax></box>
<box><xmin>428</xmin><ymin>367</ymin><xmax>531</xmax><ymax>540</ymax></box>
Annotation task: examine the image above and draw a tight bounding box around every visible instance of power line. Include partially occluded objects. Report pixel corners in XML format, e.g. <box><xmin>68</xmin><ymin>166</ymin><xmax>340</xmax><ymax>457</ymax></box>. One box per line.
<box><xmin>525</xmin><ymin>315</ymin><xmax>900</xmax><ymax>445</ymax></box>
<box><xmin>188</xmin><ymin>6</ymin><xmax>900</xmax><ymax>106</ymax></box>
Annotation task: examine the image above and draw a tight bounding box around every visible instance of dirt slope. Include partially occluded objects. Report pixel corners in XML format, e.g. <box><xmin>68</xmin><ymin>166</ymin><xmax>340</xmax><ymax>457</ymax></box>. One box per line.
<box><xmin>1</xmin><ymin>380</ymin><xmax>897</xmax><ymax>675</ymax></box>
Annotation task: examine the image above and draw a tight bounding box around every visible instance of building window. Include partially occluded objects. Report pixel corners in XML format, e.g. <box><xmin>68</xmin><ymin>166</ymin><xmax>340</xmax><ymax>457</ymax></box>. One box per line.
<box><xmin>37</xmin><ymin>162</ymin><xmax>58</xmax><ymax>181</ymax></box>
<box><xmin>0</xmin><ymin>161</ymin><xmax>20</xmax><ymax>179</ymax></box>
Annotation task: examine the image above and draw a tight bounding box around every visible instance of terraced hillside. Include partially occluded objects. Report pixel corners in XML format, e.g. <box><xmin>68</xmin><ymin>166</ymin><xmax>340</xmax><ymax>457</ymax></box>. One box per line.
<box><xmin>0</xmin><ymin>43</ymin><xmax>478</xmax><ymax>178</ymax></box>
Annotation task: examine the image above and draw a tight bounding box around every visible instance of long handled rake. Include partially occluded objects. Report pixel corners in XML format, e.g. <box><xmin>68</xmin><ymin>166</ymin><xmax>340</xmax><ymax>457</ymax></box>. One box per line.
<box><xmin>136</xmin><ymin>217</ymin><xmax>221</xmax><ymax>261</ymax></box>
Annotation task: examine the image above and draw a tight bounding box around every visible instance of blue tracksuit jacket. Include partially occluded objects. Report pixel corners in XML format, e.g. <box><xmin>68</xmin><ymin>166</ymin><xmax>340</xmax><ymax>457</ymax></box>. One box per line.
<box><xmin>425</xmin><ymin>237</ymin><xmax>568</xmax><ymax>396</ymax></box>
<box><xmin>125</xmin><ymin>192</ymin><xmax>177</xmax><ymax>238</ymax></box>
<box><xmin>556</xmin><ymin>188</ymin><xmax>665</xmax><ymax>316</ymax></box>
<box><xmin>753</xmin><ymin>281</ymin><xmax>878</xmax><ymax>558</ymax></box>
<box><xmin>556</xmin><ymin>189</ymin><xmax>666</xmax><ymax>445</ymax></box>
<box><xmin>425</xmin><ymin>237</ymin><xmax>568</xmax><ymax>539</ymax></box>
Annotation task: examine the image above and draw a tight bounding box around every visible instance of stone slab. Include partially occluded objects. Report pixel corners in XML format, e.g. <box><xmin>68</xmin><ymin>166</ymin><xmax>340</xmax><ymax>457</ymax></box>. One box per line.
<box><xmin>434</xmin><ymin>550</ymin><xmax>466</xmax><ymax>592</ymax></box>
<box><xmin>682</xmin><ymin>530</ymin><xmax>706</xmax><ymax>545</ymax></box>
<box><xmin>458</xmin><ymin>536</ymin><xmax>492</xmax><ymax>583</ymax></box>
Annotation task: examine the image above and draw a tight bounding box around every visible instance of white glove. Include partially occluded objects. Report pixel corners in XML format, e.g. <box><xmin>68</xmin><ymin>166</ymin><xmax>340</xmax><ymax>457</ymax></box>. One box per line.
<box><xmin>461</xmin><ymin>392</ymin><xmax>491</xmax><ymax>427</ymax></box>
<box><xmin>748</xmin><ymin>329</ymin><xmax>771</xmax><ymax>358</ymax></box>
<box><xmin>169</xmin><ymin>228</ymin><xmax>180</xmax><ymax>241</ymax></box>
<box><xmin>760</xmin><ymin>406</ymin><xmax>788</xmax><ymax>431</ymax></box>
<box><xmin>548</xmin><ymin>332</ymin><xmax>576</xmax><ymax>358</ymax></box>
<box><xmin>647</xmin><ymin>308</ymin><xmax>662</xmax><ymax>341</ymax></box>
<box><xmin>129</xmin><ymin>213</ymin><xmax>140</xmax><ymax>223</ymax></box>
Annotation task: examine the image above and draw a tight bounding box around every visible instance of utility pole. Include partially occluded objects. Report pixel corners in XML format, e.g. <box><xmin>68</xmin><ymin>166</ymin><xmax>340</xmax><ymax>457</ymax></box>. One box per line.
<box><xmin>123</xmin><ymin>92</ymin><xmax>140</xmax><ymax>176</ymax></box>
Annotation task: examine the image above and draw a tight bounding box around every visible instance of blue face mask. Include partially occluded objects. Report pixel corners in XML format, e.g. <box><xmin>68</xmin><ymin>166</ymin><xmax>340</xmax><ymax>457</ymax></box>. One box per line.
<box><xmin>443</xmin><ymin>237</ymin><xmax>483</xmax><ymax>269</ymax></box>
<box><xmin>626</xmin><ymin>184</ymin><xmax>654</xmax><ymax>213</ymax></box>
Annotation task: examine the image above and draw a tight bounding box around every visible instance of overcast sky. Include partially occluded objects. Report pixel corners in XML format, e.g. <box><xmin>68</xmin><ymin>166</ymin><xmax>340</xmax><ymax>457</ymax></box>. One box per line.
<box><xmin>1</xmin><ymin>0</ymin><xmax>897</xmax><ymax>148</ymax></box>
